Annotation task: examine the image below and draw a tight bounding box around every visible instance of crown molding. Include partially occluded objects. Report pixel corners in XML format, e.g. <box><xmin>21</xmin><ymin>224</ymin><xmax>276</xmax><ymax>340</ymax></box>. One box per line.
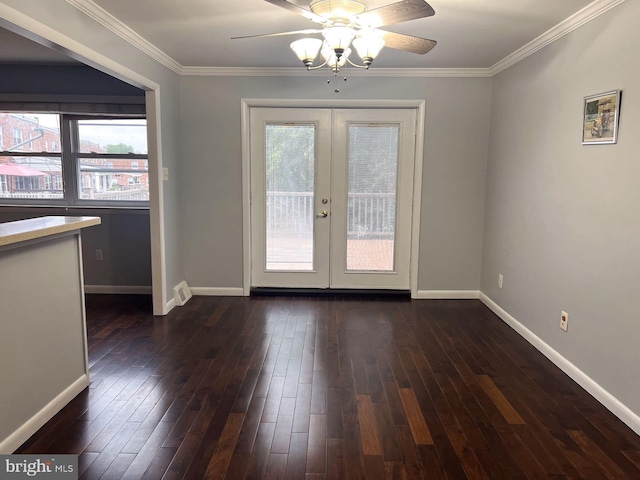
<box><xmin>65</xmin><ymin>0</ymin><xmax>182</xmax><ymax>74</ymax></box>
<box><xmin>489</xmin><ymin>0</ymin><xmax>627</xmax><ymax>76</ymax></box>
<box><xmin>65</xmin><ymin>0</ymin><xmax>625</xmax><ymax>79</ymax></box>
<box><xmin>180</xmin><ymin>66</ymin><xmax>492</xmax><ymax>78</ymax></box>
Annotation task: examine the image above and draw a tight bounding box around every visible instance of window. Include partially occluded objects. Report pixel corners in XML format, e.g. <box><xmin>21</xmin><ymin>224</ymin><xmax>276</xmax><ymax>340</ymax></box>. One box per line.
<box><xmin>0</xmin><ymin>113</ymin><xmax>148</xmax><ymax>206</ymax></box>
<box><xmin>0</xmin><ymin>114</ymin><xmax>63</xmax><ymax>200</ymax></box>
<box><xmin>74</xmin><ymin>118</ymin><xmax>148</xmax><ymax>203</ymax></box>
<box><xmin>12</xmin><ymin>128</ymin><xmax>23</xmax><ymax>148</ymax></box>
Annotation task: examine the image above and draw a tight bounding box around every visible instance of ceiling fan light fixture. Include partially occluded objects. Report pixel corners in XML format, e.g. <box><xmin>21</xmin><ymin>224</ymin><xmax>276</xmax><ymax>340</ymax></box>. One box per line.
<box><xmin>244</xmin><ymin>0</ymin><xmax>437</xmax><ymax>78</ymax></box>
<box><xmin>322</xmin><ymin>26</ymin><xmax>356</xmax><ymax>58</ymax></box>
<box><xmin>290</xmin><ymin>38</ymin><xmax>323</xmax><ymax>67</ymax></box>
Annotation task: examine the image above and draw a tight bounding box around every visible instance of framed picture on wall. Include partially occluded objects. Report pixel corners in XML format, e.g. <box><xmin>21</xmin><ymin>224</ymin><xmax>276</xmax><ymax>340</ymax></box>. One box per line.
<box><xmin>582</xmin><ymin>90</ymin><xmax>621</xmax><ymax>145</ymax></box>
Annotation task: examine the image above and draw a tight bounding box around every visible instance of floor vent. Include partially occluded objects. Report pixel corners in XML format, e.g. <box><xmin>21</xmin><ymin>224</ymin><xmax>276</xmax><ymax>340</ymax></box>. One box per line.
<box><xmin>173</xmin><ymin>281</ymin><xmax>192</xmax><ymax>306</ymax></box>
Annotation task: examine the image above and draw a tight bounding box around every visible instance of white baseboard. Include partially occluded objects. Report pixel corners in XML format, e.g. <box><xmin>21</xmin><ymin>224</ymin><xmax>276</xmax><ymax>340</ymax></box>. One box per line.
<box><xmin>0</xmin><ymin>374</ymin><xmax>89</xmax><ymax>454</ymax></box>
<box><xmin>84</xmin><ymin>285</ymin><xmax>152</xmax><ymax>294</ymax></box>
<box><xmin>414</xmin><ymin>290</ymin><xmax>480</xmax><ymax>299</ymax></box>
<box><xmin>190</xmin><ymin>287</ymin><xmax>245</xmax><ymax>297</ymax></box>
<box><xmin>479</xmin><ymin>293</ymin><xmax>640</xmax><ymax>436</ymax></box>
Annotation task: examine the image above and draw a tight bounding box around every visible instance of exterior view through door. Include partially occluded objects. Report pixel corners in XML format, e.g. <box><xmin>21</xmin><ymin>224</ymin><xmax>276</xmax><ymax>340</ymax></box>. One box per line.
<box><xmin>250</xmin><ymin>107</ymin><xmax>416</xmax><ymax>290</ymax></box>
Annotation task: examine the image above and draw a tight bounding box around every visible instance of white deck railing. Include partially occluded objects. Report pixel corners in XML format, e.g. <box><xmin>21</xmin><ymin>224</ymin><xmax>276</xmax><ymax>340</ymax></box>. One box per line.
<box><xmin>0</xmin><ymin>191</ymin><xmax>63</xmax><ymax>199</ymax></box>
<box><xmin>87</xmin><ymin>189</ymin><xmax>148</xmax><ymax>201</ymax></box>
<box><xmin>266</xmin><ymin>191</ymin><xmax>395</xmax><ymax>237</ymax></box>
<box><xmin>0</xmin><ymin>189</ymin><xmax>148</xmax><ymax>201</ymax></box>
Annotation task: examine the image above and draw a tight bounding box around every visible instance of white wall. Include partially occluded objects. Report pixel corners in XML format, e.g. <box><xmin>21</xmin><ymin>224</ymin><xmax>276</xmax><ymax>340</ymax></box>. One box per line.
<box><xmin>0</xmin><ymin>0</ymin><xmax>184</xmax><ymax>309</ymax></box>
<box><xmin>482</xmin><ymin>1</ymin><xmax>640</xmax><ymax>417</ymax></box>
<box><xmin>179</xmin><ymin>75</ymin><xmax>491</xmax><ymax>292</ymax></box>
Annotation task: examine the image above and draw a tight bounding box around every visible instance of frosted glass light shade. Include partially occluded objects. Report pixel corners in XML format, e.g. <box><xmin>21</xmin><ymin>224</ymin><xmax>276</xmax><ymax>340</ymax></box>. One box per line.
<box><xmin>290</xmin><ymin>38</ymin><xmax>323</xmax><ymax>67</ymax></box>
<box><xmin>322</xmin><ymin>44</ymin><xmax>350</xmax><ymax>72</ymax></box>
<box><xmin>353</xmin><ymin>35</ymin><xmax>385</xmax><ymax>65</ymax></box>
<box><xmin>321</xmin><ymin>42</ymin><xmax>334</xmax><ymax>61</ymax></box>
<box><xmin>322</xmin><ymin>27</ymin><xmax>356</xmax><ymax>55</ymax></box>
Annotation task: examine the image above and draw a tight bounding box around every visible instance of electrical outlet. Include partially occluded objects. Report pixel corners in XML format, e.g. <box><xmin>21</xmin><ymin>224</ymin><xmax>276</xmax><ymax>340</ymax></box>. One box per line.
<box><xmin>95</xmin><ymin>249</ymin><xmax>103</xmax><ymax>261</ymax></box>
<box><xmin>560</xmin><ymin>311</ymin><xmax>568</xmax><ymax>332</ymax></box>
<box><xmin>498</xmin><ymin>274</ymin><xmax>503</xmax><ymax>289</ymax></box>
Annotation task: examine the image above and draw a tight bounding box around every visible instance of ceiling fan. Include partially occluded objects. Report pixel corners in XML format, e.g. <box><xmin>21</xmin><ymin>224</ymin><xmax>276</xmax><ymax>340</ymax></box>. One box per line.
<box><xmin>233</xmin><ymin>0</ymin><xmax>437</xmax><ymax>72</ymax></box>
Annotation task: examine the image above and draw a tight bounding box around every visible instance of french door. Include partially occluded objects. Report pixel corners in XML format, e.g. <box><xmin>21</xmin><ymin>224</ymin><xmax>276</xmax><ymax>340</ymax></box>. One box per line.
<box><xmin>250</xmin><ymin>107</ymin><xmax>416</xmax><ymax>290</ymax></box>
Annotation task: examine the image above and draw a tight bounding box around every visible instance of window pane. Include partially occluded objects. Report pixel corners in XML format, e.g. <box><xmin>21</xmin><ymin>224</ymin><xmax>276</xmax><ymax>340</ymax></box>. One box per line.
<box><xmin>79</xmin><ymin>158</ymin><xmax>149</xmax><ymax>201</ymax></box>
<box><xmin>346</xmin><ymin>125</ymin><xmax>399</xmax><ymax>271</ymax></box>
<box><xmin>78</xmin><ymin>119</ymin><xmax>147</xmax><ymax>154</ymax></box>
<box><xmin>265</xmin><ymin>124</ymin><xmax>315</xmax><ymax>271</ymax></box>
<box><xmin>0</xmin><ymin>113</ymin><xmax>61</xmax><ymax>152</ymax></box>
<box><xmin>0</xmin><ymin>156</ymin><xmax>63</xmax><ymax>200</ymax></box>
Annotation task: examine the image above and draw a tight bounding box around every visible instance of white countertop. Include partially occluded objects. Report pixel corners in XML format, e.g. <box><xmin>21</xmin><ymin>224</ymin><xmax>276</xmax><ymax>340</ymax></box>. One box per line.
<box><xmin>0</xmin><ymin>216</ymin><xmax>101</xmax><ymax>247</ymax></box>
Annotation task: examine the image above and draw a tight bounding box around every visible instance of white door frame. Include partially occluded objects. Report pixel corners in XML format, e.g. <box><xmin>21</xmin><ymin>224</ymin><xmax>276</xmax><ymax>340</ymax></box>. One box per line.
<box><xmin>241</xmin><ymin>98</ymin><xmax>426</xmax><ymax>298</ymax></box>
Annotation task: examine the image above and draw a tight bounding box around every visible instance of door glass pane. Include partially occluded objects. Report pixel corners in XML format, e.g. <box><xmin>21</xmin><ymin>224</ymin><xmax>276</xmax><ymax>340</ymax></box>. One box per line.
<box><xmin>265</xmin><ymin>124</ymin><xmax>315</xmax><ymax>271</ymax></box>
<box><xmin>347</xmin><ymin>125</ymin><xmax>399</xmax><ymax>271</ymax></box>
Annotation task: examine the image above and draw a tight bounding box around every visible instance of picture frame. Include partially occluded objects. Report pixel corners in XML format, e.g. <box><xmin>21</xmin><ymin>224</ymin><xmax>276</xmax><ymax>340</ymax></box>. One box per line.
<box><xmin>582</xmin><ymin>90</ymin><xmax>621</xmax><ymax>145</ymax></box>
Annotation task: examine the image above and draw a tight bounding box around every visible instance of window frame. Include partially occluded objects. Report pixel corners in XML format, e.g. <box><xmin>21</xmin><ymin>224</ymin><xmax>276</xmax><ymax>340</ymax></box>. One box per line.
<box><xmin>0</xmin><ymin>112</ymin><xmax>149</xmax><ymax>209</ymax></box>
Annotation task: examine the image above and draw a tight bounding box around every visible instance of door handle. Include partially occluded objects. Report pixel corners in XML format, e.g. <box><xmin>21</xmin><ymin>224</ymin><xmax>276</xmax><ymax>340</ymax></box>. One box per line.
<box><xmin>316</xmin><ymin>210</ymin><xmax>329</xmax><ymax>218</ymax></box>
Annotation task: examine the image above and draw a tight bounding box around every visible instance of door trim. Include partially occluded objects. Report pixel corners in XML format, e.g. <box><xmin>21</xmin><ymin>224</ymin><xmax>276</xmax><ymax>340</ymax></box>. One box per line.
<box><xmin>241</xmin><ymin>98</ymin><xmax>426</xmax><ymax>298</ymax></box>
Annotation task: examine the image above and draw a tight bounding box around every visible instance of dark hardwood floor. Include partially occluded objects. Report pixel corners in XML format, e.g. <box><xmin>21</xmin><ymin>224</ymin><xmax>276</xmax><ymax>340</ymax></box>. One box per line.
<box><xmin>18</xmin><ymin>295</ymin><xmax>640</xmax><ymax>479</ymax></box>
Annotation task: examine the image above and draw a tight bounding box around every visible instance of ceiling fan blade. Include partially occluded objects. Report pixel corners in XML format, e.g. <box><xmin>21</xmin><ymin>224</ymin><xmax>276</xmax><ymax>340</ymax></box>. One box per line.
<box><xmin>377</xmin><ymin>30</ymin><xmax>437</xmax><ymax>54</ymax></box>
<box><xmin>263</xmin><ymin>0</ymin><xmax>328</xmax><ymax>24</ymax></box>
<box><xmin>355</xmin><ymin>0</ymin><xmax>435</xmax><ymax>28</ymax></box>
<box><xmin>232</xmin><ymin>29</ymin><xmax>322</xmax><ymax>40</ymax></box>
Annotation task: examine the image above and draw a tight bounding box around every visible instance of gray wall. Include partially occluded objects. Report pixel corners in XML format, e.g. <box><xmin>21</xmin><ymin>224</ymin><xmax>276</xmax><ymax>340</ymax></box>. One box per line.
<box><xmin>0</xmin><ymin>210</ymin><xmax>151</xmax><ymax>287</ymax></box>
<box><xmin>0</xmin><ymin>0</ymin><xmax>184</xmax><ymax>302</ymax></box>
<box><xmin>481</xmin><ymin>1</ymin><xmax>640</xmax><ymax>413</ymax></box>
<box><xmin>81</xmin><ymin>212</ymin><xmax>151</xmax><ymax>286</ymax></box>
<box><xmin>179</xmin><ymin>76</ymin><xmax>491</xmax><ymax>291</ymax></box>
<box><xmin>0</xmin><ymin>64</ymin><xmax>145</xmax><ymax>96</ymax></box>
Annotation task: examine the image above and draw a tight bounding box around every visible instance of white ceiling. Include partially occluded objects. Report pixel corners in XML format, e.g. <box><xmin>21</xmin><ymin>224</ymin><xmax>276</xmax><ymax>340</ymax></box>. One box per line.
<box><xmin>0</xmin><ymin>0</ymin><xmax>604</xmax><ymax>70</ymax></box>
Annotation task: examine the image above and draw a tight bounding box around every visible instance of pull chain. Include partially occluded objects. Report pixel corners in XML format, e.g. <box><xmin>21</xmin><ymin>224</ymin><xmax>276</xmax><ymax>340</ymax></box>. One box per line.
<box><xmin>327</xmin><ymin>75</ymin><xmax>348</xmax><ymax>93</ymax></box>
